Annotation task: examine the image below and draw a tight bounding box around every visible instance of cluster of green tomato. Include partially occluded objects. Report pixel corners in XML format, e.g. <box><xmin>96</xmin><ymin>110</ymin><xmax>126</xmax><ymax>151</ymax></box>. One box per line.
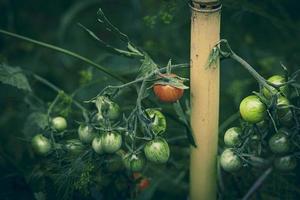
<box><xmin>220</xmin><ymin>75</ymin><xmax>297</xmax><ymax>172</ymax></box>
<box><xmin>31</xmin><ymin>95</ymin><xmax>171</xmax><ymax>173</ymax></box>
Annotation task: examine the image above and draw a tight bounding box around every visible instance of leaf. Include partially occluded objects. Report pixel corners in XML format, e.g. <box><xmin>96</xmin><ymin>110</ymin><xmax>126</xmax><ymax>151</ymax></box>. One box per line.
<box><xmin>154</xmin><ymin>80</ymin><xmax>189</xmax><ymax>90</ymax></box>
<box><xmin>173</xmin><ymin>101</ymin><xmax>196</xmax><ymax>147</ymax></box>
<box><xmin>0</xmin><ymin>63</ymin><xmax>31</xmax><ymax>91</ymax></box>
<box><xmin>137</xmin><ymin>54</ymin><xmax>158</xmax><ymax>78</ymax></box>
<box><xmin>23</xmin><ymin>112</ymin><xmax>48</xmax><ymax>139</ymax></box>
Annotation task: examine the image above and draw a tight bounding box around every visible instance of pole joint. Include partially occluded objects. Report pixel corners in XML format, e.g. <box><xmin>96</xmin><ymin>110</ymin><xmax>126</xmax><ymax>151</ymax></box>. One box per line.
<box><xmin>190</xmin><ymin>0</ymin><xmax>221</xmax><ymax>12</ymax></box>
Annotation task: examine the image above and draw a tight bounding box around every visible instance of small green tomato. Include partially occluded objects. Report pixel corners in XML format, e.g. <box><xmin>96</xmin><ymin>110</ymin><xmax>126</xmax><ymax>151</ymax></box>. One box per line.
<box><xmin>224</xmin><ymin>127</ymin><xmax>242</xmax><ymax>147</ymax></box>
<box><xmin>277</xmin><ymin>96</ymin><xmax>290</xmax><ymax>118</ymax></box>
<box><xmin>263</xmin><ymin>75</ymin><xmax>288</xmax><ymax>98</ymax></box>
<box><xmin>123</xmin><ymin>154</ymin><xmax>146</xmax><ymax>172</ymax></box>
<box><xmin>31</xmin><ymin>134</ymin><xmax>52</xmax><ymax>156</ymax></box>
<box><xmin>239</xmin><ymin>95</ymin><xmax>266</xmax><ymax>123</ymax></box>
<box><xmin>268</xmin><ymin>130</ymin><xmax>290</xmax><ymax>154</ymax></box>
<box><xmin>92</xmin><ymin>137</ymin><xmax>104</xmax><ymax>155</ymax></box>
<box><xmin>274</xmin><ymin>156</ymin><xmax>297</xmax><ymax>171</ymax></box>
<box><xmin>51</xmin><ymin>116</ymin><xmax>67</xmax><ymax>132</ymax></box>
<box><xmin>145</xmin><ymin>108</ymin><xmax>167</xmax><ymax>135</ymax></box>
<box><xmin>220</xmin><ymin>149</ymin><xmax>242</xmax><ymax>172</ymax></box>
<box><xmin>144</xmin><ymin>138</ymin><xmax>170</xmax><ymax>164</ymax></box>
<box><xmin>78</xmin><ymin>125</ymin><xmax>96</xmax><ymax>144</ymax></box>
<box><xmin>101</xmin><ymin>132</ymin><xmax>122</xmax><ymax>154</ymax></box>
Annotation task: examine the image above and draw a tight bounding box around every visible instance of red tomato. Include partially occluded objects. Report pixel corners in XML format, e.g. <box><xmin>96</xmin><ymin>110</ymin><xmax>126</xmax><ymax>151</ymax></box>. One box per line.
<box><xmin>138</xmin><ymin>178</ymin><xmax>150</xmax><ymax>191</ymax></box>
<box><xmin>153</xmin><ymin>74</ymin><xmax>184</xmax><ymax>102</ymax></box>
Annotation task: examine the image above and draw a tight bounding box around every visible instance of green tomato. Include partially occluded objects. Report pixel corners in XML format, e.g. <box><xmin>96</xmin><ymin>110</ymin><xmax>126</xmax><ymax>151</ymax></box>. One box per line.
<box><xmin>239</xmin><ymin>95</ymin><xmax>266</xmax><ymax>123</ymax></box>
<box><xmin>274</xmin><ymin>156</ymin><xmax>297</xmax><ymax>171</ymax></box>
<box><xmin>279</xmin><ymin>110</ymin><xmax>293</xmax><ymax>127</ymax></box>
<box><xmin>101</xmin><ymin>132</ymin><xmax>122</xmax><ymax>153</ymax></box>
<box><xmin>51</xmin><ymin>116</ymin><xmax>67</xmax><ymax>132</ymax></box>
<box><xmin>31</xmin><ymin>134</ymin><xmax>52</xmax><ymax>156</ymax></box>
<box><xmin>78</xmin><ymin>125</ymin><xmax>96</xmax><ymax>144</ymax></box>
<box><xmin>220</xmin><ymin>149</ymin><xmax>242</xmax><ymax>172</ymax></box>
<box><xmin>123</xmin><ymin>154</ymin><xmax>146</xmax><ymax>172</ymax></box>
<box><xmin>145</xmin><ymin>108</ymin><xmax>167</xmax><ymax>135</ymax></box>
<box><xmin>65</xmin><ymin>139</ymin><xmax>85</xmax><ymax>154</ymax></box>
<box><xmin>268</xmin><ymin>131</ymin><xmax>290</xmax><ymax>154</ymax></box>
<box><xmin>92</xmin><ymin>137</ymin><xmax>104</xmax><ymax>155</ymax></box>
<box><xmin>95</xmin><ymin>96</ymin><xmax>120</xmax><ymax>121</ymax></box>
<box><xmin>277</xmin><ymin>96</ymin><xmax>290</xmax><ymax>118</ymax></box>
<box><xmin>263</xmin><ymin>75</ymin><xmax>288</xmax><ymax>98</ymax></box>
<box><xmin>224</xmin><ymin>127</ymin><xmax>242</xmax><ymax>147</ymax></box>
<box><xmin>144</xmin><ymin>138</ymin><xmax>170</xmax><ymax>164</ymax></box>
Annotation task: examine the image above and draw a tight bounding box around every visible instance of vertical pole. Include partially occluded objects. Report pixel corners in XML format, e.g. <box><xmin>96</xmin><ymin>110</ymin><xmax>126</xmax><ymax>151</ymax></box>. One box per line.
<box><xmin>190</xmin><ymin>1</ymin><xmax>221</xmax><ymax>200</ymax></box>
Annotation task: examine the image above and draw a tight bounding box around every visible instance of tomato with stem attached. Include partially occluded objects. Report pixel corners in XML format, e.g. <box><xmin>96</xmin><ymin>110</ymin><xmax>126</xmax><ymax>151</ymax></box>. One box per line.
<box><xmin>144</xmin><ymin>138</ymin><xmax>170</xmax><ymax>164</ymax></box>
<box><xmin>224</xmin><ymin>127</ymin><xmax>243</xmax><ymax>147</ymax></box>
<box><xmin>31</xmin><ymin>134</ymin><xmax>52</xmax><ymax>156</ymax></box>
<box><xmin>123</xmin><ymin>153</ymin><xmax>146</xmax><ymax>172</ymax></box>
<box><xmin>263</xmin><ymin>75</ymin><xmax>288</xmax><ymax>98</ymax></box>
<box><xmin>101</xmin><ymin>131</ymin><xmax>122</xmax><ymax>153</ymax></box>
<box><xmin>145</xmin><ymin>108</ymin><xmax>167</xmax><ymax>135</ymax></box>
<box><xmin>51</xmin><ymin>116</ymin><xmax>67</xmax><ymax>132</ymax></box>
<box><xmin>239</xmin><ymin>95</ymin><xmax>266</xmax><ymax>123</ymax></box>
<box><xmin>220</xmin><ymin>149</ymin><xmax>242</xmax><ymax>172</ymax></box>
<box><xmin>153</xmin><ymin>74</ymin><xmax>184</xmax><ymax>102</ymax></box>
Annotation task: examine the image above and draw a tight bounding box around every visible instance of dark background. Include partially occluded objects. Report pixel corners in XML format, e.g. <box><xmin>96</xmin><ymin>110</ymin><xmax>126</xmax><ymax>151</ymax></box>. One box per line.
<box><xmin>0</xmin><ymin>0</ymin><xmax>300</xmax><ymax>199</ymax></box>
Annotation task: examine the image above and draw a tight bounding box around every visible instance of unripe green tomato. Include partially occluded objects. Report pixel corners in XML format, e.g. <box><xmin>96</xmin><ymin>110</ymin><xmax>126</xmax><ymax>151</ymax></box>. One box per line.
<box><xmin>277</xmin><ymin>96</ymin><xmax>290</xmax><ymax>118</ymax></box>
<box><xmin>144</xmin><ymin>138</ymin><xmax>170</xmax><ymax>164</ymax></box>
<box><xmin>92</xmin><ymin>137</ymin><xmax>104</xmax><ymax>155</ymax></box>
<box><xmin>51</xmin><ymin>116</ymin><xmax>67</xmax><ymax>132</ymax></box>
<box><xmin>78</xmin><ymin>125</ymin><xmax>96</xmax><ymax>144</ymax></box>
<box><xmin>220</xmin><ymin>149</ymin><xmax>242</xmax><ymax>172</ymax></box>
<box><xmin>279</xmin><ymin>110</ymin><xmax>293</xmax><ymax>127</ymax></box>
<box><xmin>274</xmin><ymin>156</ymin><xmax>297</xmax><ymax>171</ymax></box>
<box><xmin>239</xmin><ymin>95</ymin><xmax>266</xmax><ymax>123</ymax></box>
<box><xmin>106</xmin><ymin>101</ymin><xmax>121</xmax><ymax>121</ymax></box>
<box><xmin>145</xmin><ymin>108</ymin><xmax>167</xmax><ymax>135</ymax></box>
<box><xmin>224</xmin><ymin>127</ymin><xmax>242</xmax><ymax>147</ymax></box>
<box><xmin>263</xmin><ymin>75</ymin><xmax>288</xmax><ymax>98</ymax></box>
<box><xmin>123</xmin><ymin>154</ymin><xmax>146</xmax><ymax>172</ymax></box>
<box><xmin>101</xmin><ymin>132</ymin><xmax>122</xmax><ymax>153</ymax></box>
<box><xmin>268</xmin><ymin>131</ymin><xmax>290</xmax><ymax>154</ymax></box>
<box><xmin>31</xmin><ymin>134</ymin><xmax>52</xmax><ymax>156</ymax></box>
<box><xmin>65</xmin><ymin>139</ymin><xmax>85</xmax><ymax>154</ymax></box>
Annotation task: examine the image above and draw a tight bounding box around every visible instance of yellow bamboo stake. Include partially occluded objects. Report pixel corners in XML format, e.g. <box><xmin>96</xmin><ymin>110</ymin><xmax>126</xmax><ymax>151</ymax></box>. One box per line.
<box><xmin>190</xmin><ymin>1</ymin><xmax>221</xmax><ymax>200</ymax></box>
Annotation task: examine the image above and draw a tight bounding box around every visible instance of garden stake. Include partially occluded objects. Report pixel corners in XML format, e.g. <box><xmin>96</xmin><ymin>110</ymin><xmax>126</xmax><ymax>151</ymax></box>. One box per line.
<box><xmin>190</xmin><ymin>0</ymin><xmax>221</xmax><ymax>199</ymax></box>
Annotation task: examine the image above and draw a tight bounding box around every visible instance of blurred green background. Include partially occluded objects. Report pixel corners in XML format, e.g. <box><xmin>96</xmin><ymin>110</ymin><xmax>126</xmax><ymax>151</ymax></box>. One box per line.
<box><xmin>0</xmin><ymin>0</ymin><xmax>300</xmax><ymax>199</ymax></box>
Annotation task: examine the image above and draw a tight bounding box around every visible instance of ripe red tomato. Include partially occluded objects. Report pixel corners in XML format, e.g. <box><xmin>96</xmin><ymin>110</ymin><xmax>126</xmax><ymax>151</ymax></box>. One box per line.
<box><xmin>153</xmin><ymin>74</ymin><xmax>184</xmax><ymax>102</ymax></box>
<box><xmin>138</xmin><ymin>178</ymin><xmax>150</xmax><ymax>191</ymax></box>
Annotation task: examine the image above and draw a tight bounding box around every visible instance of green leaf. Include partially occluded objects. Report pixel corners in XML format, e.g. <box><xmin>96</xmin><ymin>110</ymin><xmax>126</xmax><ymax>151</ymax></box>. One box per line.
<box><xmin>0</xmin><ymin>63</ymin><xmax>32</xmax><ymax>91</ymax></box>
<box><xmin>137</xmin><ymin>54</ymin><xmax>158</xmax><ymax>78</ymax></box>
<box><xmin>173</xmin><ymin>101</ymin><xmax>196</xmax><ymax>147</ymax></box>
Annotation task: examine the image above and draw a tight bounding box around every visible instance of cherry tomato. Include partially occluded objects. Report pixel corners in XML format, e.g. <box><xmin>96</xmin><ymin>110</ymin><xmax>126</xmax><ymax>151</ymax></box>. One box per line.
<box><xmin>138</xmin><ymin>178</ymin><xmax>150</xmax><ymax>191</ymax></box>
<box><xmin>78</xmin><ymin>125</ymin><xmax>96</xmax><ymax>144</ymax></box>
<box><xmin>224</xmin><ymin>127</ymin><xmax>242</xmax><ymax>147</ymax></box>
<box><xmin>277</xmin><ymin>96</ymin><xmax>290</xmax><ymax>118</ymax></box>
<box><xmin>95</xmin><ymin>96</ymin><xmax>120</xmax><ymax>121</ymax></box>
<box><xmin>101</xmin><ymin>131</ymin><xmax>122</xmax><ymax>153</ymax></box>
<box><xmin>269</xmin><ymin>130</ymin><xmax>290</xmax><ymax>154</ymax></box>
<box><xmin>92</xmin><ymin>137</ymin><xmax>104</xmax><ymax>155</ymax></box>
<box><xmin>220</xmin><ymin>149</ymin><xmax>242</xmax><ymax>172</ymax></box>
<box><xmin>145</xmin><ymin>108</ymin><xmax>167</xmax><ymax>135</ymax></box>
<box><xmin>239</xmin><ymin>95</ymin><xmax>266</xmax><ymax>123</ymax></box>
<box><xmin>31</xmin><ymin>134</ymin><xmax>52</xmax><ymax>156</ymax></box>
<box><xmin>274</xmin><ymin>156</ymin><xmax>297</xmax><ymax>171</ymax></box>
<box><xmin>144</xmin><ymin>138</ymin><xmax>170</xmax><ymax>164</ymax></box>
<box><xmin>51</xmin><ymin>116</ymin><xmax>67</xmax><ymax>132</ymax></box>
<box><xmin>153</xmin><ymin>74</ymin><xmax>184</xmax><ymax>102</ymax></box>
<box><xmin>263</xmin><ymin>75</ymin><xmax>288</xmax><ymax>98</ymax></box>
<box><xmin>123</xmin><ymin>154</ymin><xmax>146</xmax><ymax>172</ymax></box>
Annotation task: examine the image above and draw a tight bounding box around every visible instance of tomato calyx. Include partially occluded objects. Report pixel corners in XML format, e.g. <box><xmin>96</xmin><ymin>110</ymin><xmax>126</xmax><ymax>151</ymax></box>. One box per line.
<box><xmin>154</xmin><ymin>73</ymin><xmax>189</xmax><ymax>90</ymax></box>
